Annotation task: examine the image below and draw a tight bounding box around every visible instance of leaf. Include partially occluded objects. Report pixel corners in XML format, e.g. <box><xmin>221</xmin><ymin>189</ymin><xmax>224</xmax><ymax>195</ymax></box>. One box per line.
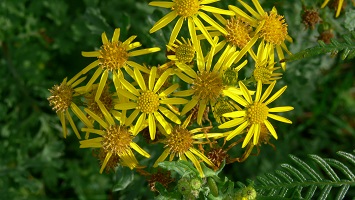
<box><xmin>112</xmin><ymin>166</ymin><xmax>134</xmax><ymax>191</ymax></box>
<box><xmin>158</xmin><ymin>160</ymin><xmax>199</xmax><ymax>177</ymax></box>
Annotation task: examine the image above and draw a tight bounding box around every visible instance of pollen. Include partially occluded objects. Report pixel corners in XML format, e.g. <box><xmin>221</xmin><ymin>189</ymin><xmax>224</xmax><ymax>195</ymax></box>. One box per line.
<box><xmin>165</xmin><ymin>126</ymin><xmax>193</xmax><ymax>154</ymax></box>
<box><xmin>137</xmin><ymin>91</ymin><xmax>160</xmax><ymax>113</ymax></box>
<box><xmin>99</xmin><ymin>41</ymin><xmax>129</xmax><ymax>71</ymax></box>
<box><xmin>259</xmin><ymin>12</ymin><xmax>288</xmax><ymax>45</ymax></box>
<box><xmin>85</xmin><ymin>84</ymin><xmax>114</xmax><ymax>119</ymax></box>
<box><xmin>225</xmin><ymin>17</ymin><xmax>252</xmax><ymax>49</ymax></box>
<box><xmin>192</xmin><ymin>71</ymin><xmax>223</xmax><ymax>102</ymax></box>
<box><xmin>246</xmin><ymin>102</ymin><xmax>269</xmax><ymax>124</ymax></box>
<box><xmin>175</xmin><ymin>43</ymin><xmax>195</xmax><ymax>63</ymax></box>
<box><xmin>172</xmin><ymin>0</ymin><xmax>200</xmax><ymax>18</ymax></box>
<box><xmin>48</xmin><ymin>82</ymin><xmax>73</xmax><ymax>112</ymax></box>
<box><xmin>102</xmin><ymin>125</ymin><xmax>132</xmax><ymax>155</ymax></box>
<box><xmin>253</xmin><ymin>67</ymin><xmax>272</xmax><ymax>84</ymax></box>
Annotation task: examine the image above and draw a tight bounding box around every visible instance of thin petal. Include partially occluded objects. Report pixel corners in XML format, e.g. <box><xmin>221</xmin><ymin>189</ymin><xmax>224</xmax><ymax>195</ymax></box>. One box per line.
<box><xmin>268</xmin><ymin>113</ymin><xmax>292</xmax><ymax>124</ymax></box>
<box><xmin>128</xmin><ymin>47</ymin><xmax>160</xmax><ymax>57</ymax></box>
<box><xmin>84</xmin><ymin>108</ymin><xmax>108</xmax><ymax>129</ymax></box>
<box><xmin>116</xmin><ymin>88</ymin><xmax>138</xmax><ymax>100</ymax></box>
<box><xmin>197</xmin><ymin>100</ymin><xmax>207</xmax><ymax>125</ymax></box>
<box><xmin>253</xmin><ymin>124</ymin><xmax>260</xmax><ymax>145</ymax></box>
<box><xmin>188</xmin><ymin>17</ymin><xmax>199</xmax><ymax>48</ymax></box>
<box><xmin>130</xmin><ymin>142</ymin><xmax>150</xmax><ymax>158</ymax></box>
<box><xmin>153</xmin><ymin>149</ymin><xmax>170</xmax><ymax>167</ymax></box>
<box><xmin>160</xmin><ymin>98</ymin><xmax>188</xmax><ymax>105</ymax></box>
<box><xmin>125</xmin><ymin>109</ymin><xmax>140</xmax><ymax>126</ymax></box>
<box><xmin>181</xmin><ymin>98</ymin><xmax>199</xmax><ymax>115</ymax></box>
<box><xmin>251</xmin><ymin>0</ymin><xmax>265</xmax><ymax>16</ymax></box>
<box><xmin>70</xmin><ymin>76</ymin><xmax>86</xmax><ymax>88</ymax></box>
<box><xmin>59</xmin><ymin>112</ymin><xmax>67</xmax><ymax>138</ymax></box>
<box><xmin>81</xmin><ymin>51</ymin><xmax>100</xmax><ymax>57</ymax></box>
<box><xmin>133</xmin><ymin>113</ymin><xmax>146</xmax><ymax>135</ymax></box>
<box><xmin>223</xmin><ymin>90</ymin><xmax>248</xmax><ymax>107</ymax></box>
<box><xmin>269</xmin><ymin>106</ymin><xmax>294</xmax><ymax>112</ymax></box>
<box><xmin>159</xmin><ymin>106</ymin><xmax>181</xmax><ymax>124</ymax></box>
<box><xmin>264</xmin><ymin>85</ymin><xmax>287</xmax><ymax>105</ymax></box>
<box><xmin>242</xmin><ymin>124</ymin><xmax>255</xmax><ymax>148</ymax></box>
<box><xmin>184</xmin><ymin>151</ymin><xmax>204</xmax><ymax>177</ymax></box>
<box><xmin>154</xmin><ymin>111</ymin><xmax>172</xmax><ymax>134</ymax></box>
<box><xmin>226</xmin><ymin>120</ymin><xmax>249</xmax><ymax>141</ymax></box>
<box><xmin>148</xmin><ymin>113</ymin><xmax>157</xmax><ymax>140</ymax></box>
<box><xmin>175</xmin><ymin>71</ymin><xmax>194</xmax><ymax>84</ymax></box>
<box><xmin>228</xmin><ymin>5</ymin><xmax>257</xmax><ymax>26</ymax></box>
<box><xmin>149</xmin><ymin>1</ymin><xmax>174</xmax><ymax>8</ymax></box>
<box><xmin>260</xmin><ymin>81</ymin><xmax>276</xmax><ymax>103</ymax></box>
<box><xmin>97</xmin><ymin>100</ymin><xmax>115</xmax><ymax>125</ymax></box>
<box><xmin>120</xmin><ymin>78</ymin><xmax>140</xmax><ymax>96</ymax></box>
<box><xmin>81</xmin><ymin>128</ymin><xmax>105</xmax><ymax>135</ymax></box>
<box><xmin>134</xmin><ymin>67</ymin><xmax>147</xmax><ymax>91</ymax></box>
<box><xmin>70</xmin><ymin>103</ymin><xmax>93</xmax><ymax>128</ymax></box>
<box><xmin>193</xmin><ymin>16</ymin><xmax>213</xmax><ymax>45</ymax></box>
<box><xmin>218</xmin><ymin>117</ymin><xmax>246</xmax><ymax>129</ymax></box>
<box><xmin>126</xmin><ymin>61</ymin><xmax>150</xmax><ymax>73</ymax></box>
<box><xmin>112</xmin><ymin>28</ymin><xmax>120</xmax><ymax>42</ymax></box>
<box><xmin>95</xmin><ymin>69</ymin><xmax>108</xmax><ymax>101</ymax></box>
<box><xmin>169</xmin><ymin>17</ymin><xmax>184</xmax><ymax>44</ymax></box>
<box><xmin>198</xmin><ymin>12</ymin><xmax>227</xmax><ymax>35</ymax></box>
<box><xmin>190</xmin><ymin>148</ymin><xmax>214</xmax><ymax>167</ymax></box>
<box><xmin>173</xmin><ymin>89</ymin><xmax>195</xmax><ymax>97</ymax></box>
<box><xmin>154</xmin><ymin>68</ymin><xmax>172</xmax><ymax>92</ymax></box>
<box><xmin>150</xmin><ymin>11</ymin><xmax>178</xmax><ymax>33</ymax></box>
<box><xmin>264</xmin><ymin>119</ymin><xmax>278</xmax><ymax>139</ymax></box>
<box><xmin>114</xmin><ymin>102</ymin><xmax>138</xmax><ymax>110</ymax></box>
<box><xmin>276</xmin><ymin>45</ymin><xmax>286</xmax><ymax>70</ymax></box>
<box><xmin>238</xmin><ymin>81</ymin><xmax>253</xmax><ymax>104</ymax></box>
<box><xmin>175</xmin><ymin>63</ymin><xmax>197</xmax><ymax>78</ymax></box>
<box><xmin>85</xmin><ymin>67</ymin><xmax>102</xmax><ymax>91</ymax></box>
<box><xmin>99</xmin><ymin>152</ymin><xmax>112</xmax><ymax>173</ymax></box>
<box><xmin>200</xmin><ymin>6</ymin><xmax>235</xmax><ymax>15</ymax></box>
<box><xmin>255</xmin><ymin>81</ymin><xmax>262</xmax><ymax>102</ymax></box>
<box><xmin>66</xmin><ymin>110</ymin><xmax>81</xmax><ymax>139</ymax></box>
<box><xmin>159</xmin><ymin>83</ymin><xmax>179</xmax><ymax>97</ymax></box>
<box><xmin>149</xmin><ymin>67</ymin><xmax>157</xmax><ymax>91</ymax></box>
<box><xmin>101</xmin><ymin>32</ymin><xmax>109</xmax><ymax>44</ymax></box>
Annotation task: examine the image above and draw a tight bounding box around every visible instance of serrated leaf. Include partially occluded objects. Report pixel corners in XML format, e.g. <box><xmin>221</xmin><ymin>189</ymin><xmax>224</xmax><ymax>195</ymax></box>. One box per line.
<box><xmin>158</xmin><ymin>160</ymin><xmax>199</xmax><ymax>177</ymax></box>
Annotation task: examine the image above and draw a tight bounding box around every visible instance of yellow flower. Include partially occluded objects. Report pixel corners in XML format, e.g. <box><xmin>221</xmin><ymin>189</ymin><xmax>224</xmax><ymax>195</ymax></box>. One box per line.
<box><xmin>167</xmin><ymin>37</ymin><xmax>195</xmax><ymax>64</ymax></box>
<box><xmin>80</xmin><ymin>123</ymin><xmax>150</xmax><ymax>173</ymax></box>
<box><xmin>253</xmin><ymin>41</ymin><xmax>283</xmax><ymax>84</ymax></box>
<box><xmin>48</xmin><ymin>75</ymin><xmax>93</xmax><ymax>139</ymax></box>
<box><xmin>81</xmin><ymin>28</ymin><xmax>160</xmax><ymax>105</ymax></box>
<box><xmin>174</xmin><ymin>37</ymin><xmax>248</xmax><ymax>125</ymax></box>
<box><xmin>219</xmin><ymin>81</ymin><xmax>293</xmax><ymax>148</ymax></box>
<box><xmin>114</xmin><ymin>66</ymin><xmax>188</xmax><ymax>140</ymax></box>
<box><xmin>229</xmin><ymin>0</ymin><xmax>293</xmax><ymax>70</ymax></box>
<box><xmin>321</xmin><ymin>0</ymin><xmax>344</xmax><ymax>18</ymax></box>
<box><xmin>149</xmin><ymin>0</ymin><xmax>234</xmax><ymax>46</ymax></box>
<box><xmin>212</xmin><ymin>98</ymin><xmax>241</xmax><ymax>124</ymax></box>
<box><xmin>153</xmin><ymin>114</ymin><xmax>216</xmax><ymax>177</ymax></box>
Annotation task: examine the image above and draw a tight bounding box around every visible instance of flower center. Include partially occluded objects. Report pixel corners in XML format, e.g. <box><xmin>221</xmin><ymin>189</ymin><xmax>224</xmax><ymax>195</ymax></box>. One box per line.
<box><xmin>165</xmin><ymin>126</ymin><xmax>193</xmax><ymax>154</ymax></box>
<box><xmin>137</xmin><ymin>91</ymin><xmax>160</xmax><ymax>113</ymax></box>
<box><xmin>207</xmin><ymin>147</ymin><xmax>228</xmax><ymax>168</ymax></box>
<box><xmin>246</xmin><ymin>102</ymin><xmax>269</xmax><ymax>124</ymax></box>
<box><xmin>225</xmin><ymin>17</ymin><xmax>252</xmax><ymax>49</ymax></box>
<box><xmin>172</xmin><ymin>0</ymin><xmax>200</xmax><ymax>18</ymax></box>
<box><xmin>99</xmin><ymin>41</ymin><xmax>129</xmax><ymax>71</ymax></box>
<box><xmin>102</xmin><ymin>125</ymin><xmax>132</xmax><ymax>155</ymax></box>
<box><xmin>192</xmin><ymin>71</ymin><xmax>223</xmax><ymax>101</ymax></box>
<box><xmin>253</xmin><ymin>67</ymin><xmax>272</xmax><ymax>84</ymax></box>
<box><xmin>175</xmin><ymin>43</ymin><xmax>195</xmax><ymax>63</ymax></box>
<box><xmin>259</xmin><ymin>12</ymin><xmax>288</xmax><ymax>45</ymax></box>
<box><xmin>48</xmin><ymin>82</ymin><xmax>73</xmax><ymax>112</ymax></box>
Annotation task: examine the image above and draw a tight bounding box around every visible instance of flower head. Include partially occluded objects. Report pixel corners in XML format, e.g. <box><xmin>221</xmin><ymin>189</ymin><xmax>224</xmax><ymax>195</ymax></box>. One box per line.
<box><xmin>114</xmin><ymin>66</ymin><xmax>188</xmax><ymax>140</ymax></box>
<box><xmin>167</xmin><ymin>37</ymin><xmax>195</xmax><ymax>64</ymax></box>
<box><xmin>153</xmin><ymin>115</ymin><xmax>216</xmax><ymax>177</ymax></box>
<box><xmin>219</xmin><ymin>81</ymin><xmax>293</xmax><ymax>148</ymax></box>
<box><xmin>48</xmin><ymin>75</ymin><xmax>92</xmax><ymax>138</ymax></box>
<box><xmin>149</xmin><ymin>0</ymin><xmax>234</xmax><ymax>46</ymax></box>
<box><xmin>80</xmin><ymin>124</ymin><xmax>150</xmax><ymax>173</ymax></box>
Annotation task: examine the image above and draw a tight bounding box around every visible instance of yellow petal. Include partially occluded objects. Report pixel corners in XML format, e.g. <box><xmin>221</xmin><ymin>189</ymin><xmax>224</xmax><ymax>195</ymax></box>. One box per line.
<box><xmin>112</xmin><ymin>28</ymin><xmax>120</xmax><ymax>42</ymax></box>
<box><xmin>197</xmin><ymin>100</ymin><xmax>207</xmax><ymax>125</ymax></box>
<box><xmin>148</xmin><ymin>113</ymin><xmax>157</xmax><ymax>140</ymax></box>
<box><xmin>149</xmin><ymin>67</ymin><xmax>157</xmax><ymax>91</ymax></box>
<box><xmin>264</xmin><ymin>119</ymin><xmax>278</xmax><ymax>139</ymax></box>
<box><xmin>173</xmin><ymin>89</ymin><xmax>195</xmax><ymax>97</ymax></box>
<box><xmin>84</xmin><ymin>108</ymin><xmax>108</xmax><ymax>129</ymax></box>
<box><xmin>268</xmin><ymin>113</ymin><xmax>292</xmax><ymax>124</ymax></box>
<box><xmin>159</xmin><ymin>83</ymin><xmax>179</xmax><ymax>97</ymax></box>
<box><xmin>226</xmin><ymin>120</ymin><xmax>249</xmax><ymax>141</ymax></box>
<box><xmin>154</xmin><ymin>68</ymin><xmax>172</xmax><ymax>93</ymax></box>
<box><xmin>66</xmin><ymin>110</ymin><xmax>81</xmax><ymax>139</ymax></box>
<box><xmin>101</xmin><ymin>32</ymin><xmax>109</xmax><ymax>44</ymax></box>
<box><xmin>181</xmin><ymin>97</ymin><xmax>199</xmax><ymax>115</ymax></box>
<box><xmin>218</xmin><ymin>117</ymin><xmax>245</xmax><ymax>129</ymax></box>
<box><xmin>116</xmin><ymin>88</ymin><xmax>138</xmax><ymax>100</ymax></box>
<box><xmin>130</xmin><ymin>142</ymin><xmax>150</xmax><ymax>158</ymax></box>
<box><xmin>238</xmin><ymin>81</ymin><xmax>253</xmax><ymax>104</ymax></box>
<box><xmin>198</xmin><ymin>12</ymin><xmax>227</xmax><ymax>35</ymax></box>
<box><xmin>119</xmin><ymin>78</ymin><xmax>140</xmax><ymax>96</ymax></box>
<box><xmin>184</xmin><ymin>151</ymin><xmax>204</xmax><ymax>177</ymax></box>
<box><xmin>223</xmin><ymin>90</ymin><xmax>248</xmax><ymax>107</ymax></box>
<box><xmin>153</xmin><ymin>149</ymin><xmax>170</xmax><ymax>167</ymax></box>
<box><xmin>159</xmin><ymin>106</ymin><xmax>181</xmax><ymax>124</ymax></box>
<box><xmin>126</xmin><ymin>61</ymin><xmax>150</xmax><ymax>74</ymax></box>
<box><xmin>125</xmin><ymin>109</ymin><xmax>140</xmax><ymax>126</ymax></box>
<box><xmin>269</xmin><ymin>106</ymin><xmax>294</xmax><ymax>112</ymax></box>
<box><xmin>128</xmin><ymin>47</ymin><xmax>161</xmax><ymax>57</ymax></box>
<box><xmin>114</xmin><ymin>102</ymin><xmax>137</xmax><ymax>110</ymax></box>
<box><xmin>99</xmin><ymin>152</ymin><xmax>112</xmax><ymax>173</ymax></box>
<box><xmin>264</xmin><ymin>85</ymin><xmax>287</xmax><ymax>105</ymax></box>
<box><xmin>169</xmin><ymin>17</ymin><xmax>184</xmax><ymax>44</ymax></box>
<box><xmin>200</xmin><ymin>6</ymin><xmax>235</xmax><ymax>15</ymax></box>
<box><xmin>150</xmin><ymin>11</ymin><xmax>178</xmax><ymax>33</ymax></box>
<box><xmin>193</xmin><ymin>16</ymin><xmax>213</xmax><ymax>45</ymax></box>
<box><xmin>59</xmin><ymin>112</ymin><xmax>67</xmax><ymax>138</ymax></box>
<box><xmin>149</xmin><ymin>1</ymin><xmax>174</xmax><ymax>8</ymax></box>
<box><xmin>96</xmin><ymin>100</ymin><xmax>115</xmax><ymax>125</ymax></box>
<box><xmin>70</xmin><ymin>103</ymin><xmax>93</xmax><ymax>128</ymax></box>
<box><xmin>260</xmin><ymin>81</ymin><xmax>276</xmax><ymax>103</ymax></box>
<box><xmin>154</xmin><ymin>111</ymin><xmax>172</xmax><ymax>134</ymax></box>
<box><xmin>160</xmin><ymin>98</ymin><xmax>188</xmax><ymax>105</ymax></box>
<box><xmin>134</xmin><ymin>67</ymin><xmax>147</xmax><ymax>91</ymax></box>
<box><xmin>242</xmin><ymin>124</ymin><xmax>255</xmax><ymax>148</ymax></box>
<box><xmin>95</xmin><ymin>69</ymin><xmax>108</xmax><ymax>101</ymax></box>
<box><xmin>190</xmin><ymin>148</ymin><xmax>214</xmax><ymax>167</ymax></box>
<box><xmin>133</xmin><ymin>113</ymin><xmax>146</xmax><ymax>135</ymax></box>
<box><xmin>84</xmin><ymin>67</ymin><xmax>102</xmax><ymax>92</ymax></box>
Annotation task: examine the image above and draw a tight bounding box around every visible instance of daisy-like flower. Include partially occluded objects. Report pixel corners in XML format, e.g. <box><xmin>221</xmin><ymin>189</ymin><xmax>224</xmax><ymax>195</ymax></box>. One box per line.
<box><xmin>253</xmin><ymin>41</ymin><xmax>282</xmax><ymax>84</ymax></box>
<box><xmin>114</xmin><ymin>66</ymin><xmax>188</xmax><ymax>140</ymax></box>
<box><xmin>81</xmin><ymin>28</ymin><xmax>160</xmax><ymax>103</ymax></box>
<box><xmin>212</xmin><ymin>98</ymin><xmax>241</xmax><ymax>124</ymax></box>
<box><xmin>149</xmin><ymin>0</ymin><xmax>234</xmax><ymax>46</ymax></box>
<box><xmin>48</xmin><ymin>74</ymin><xmax>93</xmax><ymax>139</ymax></box>
<box><xmin>321</xmin><ymin>0</ymin><xmax>344</xmax><ymax>18</ymax></box>
<box><xmin>230</xmin><ymin>0</ymin><xmax>293</xmax><ymax>70</ymax></box>
<box><xmin>219</xmin><ymin>80</ymin><xmax>293</xmax><ymax>148</ymax></box>
<box><xmin>153</xmin><ymin>114</ymin><xmax>216</xmax><ymax>177</ymax></box>
<box><xmin>174</xmin><ymin>37</ymin><xmax>248</xmax><ymax>125</ymax></box>
<box><xmin>167</xmin><ymin>37</ymin><xmax>195</xmax><ymax>64</ymax></box>
<box><xmin>80</xmin><ymin>121</ymin><xmax>150</xmax><ymax>173</ymax></box>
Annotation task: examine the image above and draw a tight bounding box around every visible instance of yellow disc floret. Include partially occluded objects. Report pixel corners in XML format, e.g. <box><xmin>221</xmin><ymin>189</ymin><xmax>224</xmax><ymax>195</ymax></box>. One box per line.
<box><xmin>102</xmin><ymin>125</ymin><xmax>132</xmax><ymax>155</ymax></box>
<box><xmin>192</xmin><ymin>71</ymin><xmax>223</xmax><ymax>101</ymax></box>
<box><xmin>225</xmin><ymin>17</ymin><xmax>252</xmax><ymax>49</ymax></box>
<box><xmin>253</xmin><ymin>67</ymin><xmax>272</xmax><ymax>84</ymax></box>
<box><xmin>48</xmin><ymin>82</ymin><xmax>73</xmax><ymax>112</ymax></box>
<box><xmin>165</xmin><ymin>126</ymin><xmax>193</xmax><ymax>154</ymax></box>
<box><xmin>99</xmin><ymin>41</ymin><xmax>129</xmax><ymax>71</ymax></box>
<box><xmin>175</xmin><ymin>43</ymin><xmax>195</xmax><ymax>63</ymax></box>
<box><xmin>137</xmin><ymin>91</ymin><xmax>160</xmax><ymax>113</ymax></box>
<box><xmin>172</xmin><ymin>0</ymin><xmax>200</xmax><ymax>18</ymax></box>
<box><xmin>246</xmin><ymin>102</ymin><xmax>269</xmax><ymax>124</ymax></box>
<box><xmin>259</xmin><ymin>11</ymin><xmax>288</xmax><ymax>45</ymax></box>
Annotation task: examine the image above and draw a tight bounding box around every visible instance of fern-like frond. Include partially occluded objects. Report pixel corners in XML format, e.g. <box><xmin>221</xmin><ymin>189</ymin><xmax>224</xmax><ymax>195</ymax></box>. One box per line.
<box><xmin>250</xmin><ymin>151</ymin><xmax>355</xmax><ymax>199</ymax></box>
<box><xmin>281</xmin><ymin>31</ymin><xmax>355</xmax><ymax>63</ymax></box>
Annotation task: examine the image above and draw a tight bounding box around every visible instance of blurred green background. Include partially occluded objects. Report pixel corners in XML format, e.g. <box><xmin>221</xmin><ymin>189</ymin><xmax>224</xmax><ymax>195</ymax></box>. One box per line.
<box><xmin>1</xmin><ymin>0</ymin><xmax>354</xmax><ymax>199</ymax></box>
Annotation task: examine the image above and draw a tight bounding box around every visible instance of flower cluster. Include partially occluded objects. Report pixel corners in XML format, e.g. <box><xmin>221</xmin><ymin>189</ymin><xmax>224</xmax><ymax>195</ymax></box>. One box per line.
<box><xmin>48</xmin><ymin>0</ymin><xmax>294</xmax><ymax>178</ymax></box>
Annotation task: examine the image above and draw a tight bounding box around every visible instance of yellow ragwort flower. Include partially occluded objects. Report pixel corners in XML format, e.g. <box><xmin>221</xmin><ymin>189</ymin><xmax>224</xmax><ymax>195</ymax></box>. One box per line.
<box><xmin>253</xmin><ymin>41</ymin><xmax>283</xmax><ymax>84</ymax></box>
<box><xmin>174</xmin><ymin>37</ymin><xmax>248</xmax><ymax>125</ymax></box>
<box><xmin>219</xmin><ymin>80</ymin><xmax>293</xmax><ymax>148</ymax></box>
<box><xmin>149</xmin><ymin>0</ymin><xmax>234</xmax><ymax>46</ymax></box>
<box><xmin>114</xmin><ymin>66</ymin><xmax>188</xmax><ymax>140</ymax></box>
<box><xmin>229</xmin><ymin>0</ymin><xmax>293</xmax><ymax>70</ymax></box>
<box><xmin>81</xmin><ymin>28</ymin><xmax>160</xmax><ymax>105</ymax></box>
<box><xmin>167</xmin><ymin>37</ymin><xmax>195</xmax><ymax>64</ymax></box>
<box><xmin>321</xmin><ymin>0</ymin><xmax>344</xmax><ymax>18</ymax></box>
<box><xmin>48</xmin><ymin>74</ymin><xmax>93</xmax><ymax>139</ymax></box>
<box><xmin>80</xmin><ymin>123</ymin><xmax>150</xmax><ymax>173</ymax></box>
<box><xmin>153</xmin><ymin>114</ymin><xmax>216</xmax><ymax>177</ymax></box>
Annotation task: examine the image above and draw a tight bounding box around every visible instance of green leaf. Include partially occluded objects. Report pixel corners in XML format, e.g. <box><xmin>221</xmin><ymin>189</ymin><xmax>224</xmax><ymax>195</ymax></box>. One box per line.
<box><xmin>158</xmin><ymin>160</ymin><xmax>199</xmax><ymax>177</ymax></box>
<box><xmin>112</xmin><ymin>167</ymin><xmax>134</xmax><ymax>191</ymax></box>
